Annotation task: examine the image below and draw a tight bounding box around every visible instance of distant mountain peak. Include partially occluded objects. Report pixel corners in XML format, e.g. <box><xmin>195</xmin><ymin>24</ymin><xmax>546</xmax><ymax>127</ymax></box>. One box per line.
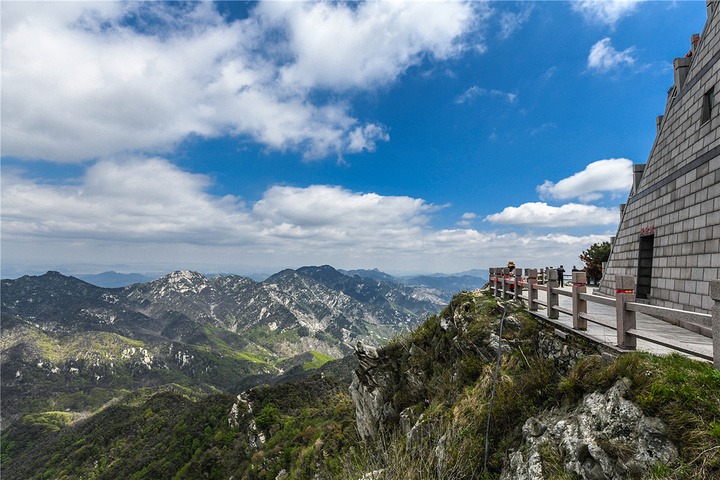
<box><xmin>165</xmin><ymin>270</ymin><xmax>206</xmax><ymax>281</ymax></box>
<box><xmin>163</xmin><ymin>270</ymin><xmax>206</xmax><ymax>282</ymax></box>
<box><xmin>296</xmin><ymin>265</ymin><xmax>343</xmax><ymax>279</ymax></box>
<box><xmin>34</xmin><ymin>271</ymin><xmax>94</xmax><ymax>287</ymax></box>
<box><xmin>341</xmin><ymin>268</ymin><xmax>397</xmax><ymax>283</ymax></box>
<box><xmin>151</xmin><ymin>271</ymin><xmax>209</xmax><ymax>295</ymax></box>
<box><xmin>40</xmin><ymin>271</ymin><xmax>85</xmax><ymax>282</ymax></box>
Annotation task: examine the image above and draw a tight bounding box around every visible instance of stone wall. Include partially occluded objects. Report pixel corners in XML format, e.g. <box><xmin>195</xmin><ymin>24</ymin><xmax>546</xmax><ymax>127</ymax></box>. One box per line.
<box><xmin>600</xmin><ymin>1</ymin><xmax>720</xmax><ymax>313</ymax></box>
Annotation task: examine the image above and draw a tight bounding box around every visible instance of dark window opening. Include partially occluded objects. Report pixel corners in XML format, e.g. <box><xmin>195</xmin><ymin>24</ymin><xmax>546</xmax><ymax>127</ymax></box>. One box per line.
<box><xmin>702</xmin><ymin>86</ymin><xmax>715</xmax><ymax>124</ymax></box>
<box><xmin>637</xmin><ymin>234</ymin><xmax>654</xmax><ymax>299</ymax></box>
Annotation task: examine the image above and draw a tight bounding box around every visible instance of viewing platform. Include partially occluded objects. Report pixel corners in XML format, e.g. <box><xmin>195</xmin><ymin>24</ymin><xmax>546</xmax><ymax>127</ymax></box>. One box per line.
<box><xmin>488</xmin><ymin>267</ymin><xmax>718</xmax><ymax>368</ymax></box>
<box><xmin>535</xmin><ymin>285</ymin><xmax>713</xmax><ymax>362</ymax></box>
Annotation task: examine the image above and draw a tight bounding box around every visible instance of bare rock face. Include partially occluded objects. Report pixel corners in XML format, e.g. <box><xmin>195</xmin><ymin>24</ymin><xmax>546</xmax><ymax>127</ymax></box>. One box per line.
<box><xmin>501</xmin><ymin>378</ymin><xmax>677</xmax><ymax>480</ymax></box>
<box><xmin>349</xmin><ymin>341</ymin><xmax>397</xmax><ymax>440</ymax></box>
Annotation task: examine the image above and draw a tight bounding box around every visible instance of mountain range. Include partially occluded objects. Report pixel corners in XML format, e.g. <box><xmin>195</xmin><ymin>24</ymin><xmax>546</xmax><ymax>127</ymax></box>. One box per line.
<box><xmin>1</xmin><ymin>265</ymin><xmax>484</xmax><ymax>429</ymax></box>
<box><xmin>72</xmin><ymin>267</ymin><xmax>488</xmax><ymax>291</ymax></box>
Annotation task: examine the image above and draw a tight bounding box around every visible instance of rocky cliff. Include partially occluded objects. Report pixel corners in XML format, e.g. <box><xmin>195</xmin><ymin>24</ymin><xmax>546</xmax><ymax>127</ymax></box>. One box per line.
<box><xmin>349</xmin><ymin>291</ymin><xmax>720</xmax><ymax>479</ymax></box>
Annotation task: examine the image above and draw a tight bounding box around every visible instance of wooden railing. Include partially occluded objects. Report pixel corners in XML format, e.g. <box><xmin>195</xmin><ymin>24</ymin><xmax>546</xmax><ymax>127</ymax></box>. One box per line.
<box><xmin>488</xmin><ymin>267</ymin><xmax>719</xmax><ymax>370</ymax></box>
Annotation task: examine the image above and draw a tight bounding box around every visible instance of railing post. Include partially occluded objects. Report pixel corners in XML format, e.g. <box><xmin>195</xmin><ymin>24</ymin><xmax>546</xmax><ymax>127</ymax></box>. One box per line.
<box><xmin>710</xmin><ymin>280</ymin><xmax>720</xmax><ymax>369</ymax></box>
<box><xmin>547</xmin><ymin>268</ymin><xmax>559</xmax><ymax>319</ymax></box>
<box><xmin>513</xmin><ymin>267</ymin><xmax>522</xmax><ymax>301</ymax></box>
<box><xmin>526</xmin><ymin>268</ymin><xmax>538</xmax><ymax>311</ymax></box>
<box><xmin>615</xmin><ymin>275</ymin><xmax>636</xmax><ymax>349</ymax></box>
<box><xmin>489</xmin><ymin>268</ymin><xmax>495</xmax><ymax>296</ymax></box>
<box><xmin>492</xmin><ymin>268</ymin><xmax>499</xmax><ymax>297</ymax></box>
<box><xmin>502</xmin><ymin>267</ymin><xmax>510</xmax><ymax>300</ymax></box>
<box><xmin>572</xmin><ymin>271</ymin><xmax>587</xmax><ymax>330</ymax></box>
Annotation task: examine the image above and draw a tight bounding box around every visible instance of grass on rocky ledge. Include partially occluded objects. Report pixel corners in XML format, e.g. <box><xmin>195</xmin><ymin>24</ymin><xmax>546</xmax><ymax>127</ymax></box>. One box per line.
<box><xmin>561</xmin><ymin>351</ymin><xmax>720</xmax><ymax>479</ymax></box>
<box><xmin>354</xmin><ymin>291</ymin><xmax>720</xmax><ymax>480</ymax></box>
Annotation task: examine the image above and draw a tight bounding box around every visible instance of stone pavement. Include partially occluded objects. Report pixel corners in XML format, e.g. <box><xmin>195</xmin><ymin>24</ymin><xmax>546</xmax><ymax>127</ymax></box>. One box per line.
<box><xmin>531</xmin><ymin>285</ymin><xmax>714</xmax><ymax>363</ymax></box>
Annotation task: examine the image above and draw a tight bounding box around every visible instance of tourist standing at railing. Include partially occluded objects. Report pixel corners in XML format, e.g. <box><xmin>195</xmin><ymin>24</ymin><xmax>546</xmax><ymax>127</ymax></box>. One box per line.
<box><xmin>507</xmin><ymin>261</ymin><xmax>516</xmax><ymax>291</ymax></box>
<box><xmin>557</xmin><ymin>265</ymin><xmax>565</xmax><ymax>287</ymax></box>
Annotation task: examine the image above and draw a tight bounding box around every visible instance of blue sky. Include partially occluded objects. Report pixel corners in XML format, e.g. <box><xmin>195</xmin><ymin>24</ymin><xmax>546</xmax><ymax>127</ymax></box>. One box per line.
<box><xmin>0</xmin><ymin>0</ymin><xmax>710</xmax><ymax>278</ymax></box>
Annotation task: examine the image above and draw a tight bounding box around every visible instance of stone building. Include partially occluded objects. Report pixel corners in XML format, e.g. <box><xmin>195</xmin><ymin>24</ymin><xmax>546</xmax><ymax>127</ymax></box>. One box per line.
<box><xmin>599</xmin><ymin>1</ymin><xmax>720</xmax><ymax>314</ymax></box>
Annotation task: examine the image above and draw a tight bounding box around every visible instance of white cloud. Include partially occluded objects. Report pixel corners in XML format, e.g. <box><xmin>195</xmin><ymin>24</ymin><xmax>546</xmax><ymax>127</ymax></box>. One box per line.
<box><xmin>484</xmin><ymin>202</ymin><xmax>619</xmax><ymax>227</ymax></box>
<box><xmin>498</xmin><ymin>5</ymin><xmax>534</xmax><ymax>40</ymax></box>
<box><xmin>455</xmin><ymin>86</ymin><xmax>517</xmax><ymax>104</ymax></box>
<box><xmin>252</xmin><ymin>185</ymin><xmax>437</xmax><ymax>242</ymax></box>
<box><xmin>587</xmin><ymin>38</ymin><xmax>637</xmax><ymax>73</ymax></box>
<box><xmin>2</xmin><ymin>158</ymin><xmax>613</xmax><ymax>275</ymax></box>
<box><xmin>348</xmin><ymin>124</ymin><xmax>390</xmax><ymax>153</ymax></box>
<box><xmin>263</xmin><ymin>1</ymin><xmax>479</xmax><ymax>92</ymax></box>
<box><xmin>456</xmin><ymin>212</ymin><xmax>477</xmax><ymax>226</ymax></box>
<box><xmin>536</xmin><ymin>158</ymin><xmax>633</xmax><ymax>202</ymax></box>
<box><xmin>2</xmin><ymin>1</ymin><xmax>483</xmax><ymax>163</ymax></box>
<box><xmin>1</xmin><ymin>157</ymin><xmax>256</xmax><ymax>244</ymax></box>
<box><xmin>1</xmin><ymin>158</ymin><xmax>438</xmax><ymax>248</ymax></box>
<box><xmin>572</xmin><ymin>0</ymin><xmax>642</xmax><ymax>27</ymax></box>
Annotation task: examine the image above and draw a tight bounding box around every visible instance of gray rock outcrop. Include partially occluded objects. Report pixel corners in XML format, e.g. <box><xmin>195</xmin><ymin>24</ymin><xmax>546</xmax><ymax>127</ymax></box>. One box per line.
<box><xmin>349</xmin><ymin>341</ymin><xmax>397</xmax><ymax>440</ymax></box>
<box><xmin>501</xmin><ymin>378</ymin><xmax>677</xmax><ymax>480</ymax></box>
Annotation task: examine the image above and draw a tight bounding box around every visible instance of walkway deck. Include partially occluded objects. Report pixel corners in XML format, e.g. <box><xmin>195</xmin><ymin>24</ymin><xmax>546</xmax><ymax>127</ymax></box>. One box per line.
<box><xmin>530</xmin><ymin>286</ymin><xmax>714</xmax><ymax>363</ymax></box>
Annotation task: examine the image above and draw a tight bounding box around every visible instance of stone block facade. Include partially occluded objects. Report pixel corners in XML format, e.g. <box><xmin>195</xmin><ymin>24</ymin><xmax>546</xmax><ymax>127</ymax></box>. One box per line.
<box><xmin>600</xmin><ymin>1</ymin><xmax>720</xmax><ymax>315</ymax></box>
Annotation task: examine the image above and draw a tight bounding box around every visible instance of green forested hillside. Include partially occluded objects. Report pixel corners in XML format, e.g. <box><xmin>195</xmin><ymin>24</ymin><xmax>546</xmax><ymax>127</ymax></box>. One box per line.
<box><xmin>1</xmin><ymin>375</ymin><xmax>356</xmax><ymax>480</ymax></box>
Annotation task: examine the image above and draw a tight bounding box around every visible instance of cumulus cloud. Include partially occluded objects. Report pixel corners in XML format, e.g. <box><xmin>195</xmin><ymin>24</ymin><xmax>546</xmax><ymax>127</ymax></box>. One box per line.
<box><xmin>252</xmin><ymin>185</ymin><xmax>438</xmax><ymax>244</ymax></box>
<box><xmin>536</xmin><ymin>158</ymin><xmax>633</xmax><ymax>202</ymax></box>
<box><xmin>264</xmin><ymin>1</ymin><xmax>478</xmax><ymax>91</ymax></box>
<box><xmin>484</xmin><ymin>202</ymin><xmax>619</xmax><ymax>227</ymax></box>
<box><xmin>587</xmin><ymin>38</ymin><xmax>637</xmax><ymax>73</ymax></box>
<box><xmin>2</xmin><ymin>158</ymin><xmax>612</xmax><ymax>274</ymax></box>
<box><xmin>1</xmin><ymin>158</ymin><xmax>438</xmax><ymax>248</ymax></box>
<box><xmin>1</xmin><ymin>157</ymin><xmax>256</xmax><ymax>244</ymax></box>
<box><xmin>572</xmin><ymin>0</ymin><xmax>642</xmax><ymax>27</ymax></box>
<box><xmin>2</xmin><ymin>1</ymin><xmax>481</xmax><ymax>162</ymax></box>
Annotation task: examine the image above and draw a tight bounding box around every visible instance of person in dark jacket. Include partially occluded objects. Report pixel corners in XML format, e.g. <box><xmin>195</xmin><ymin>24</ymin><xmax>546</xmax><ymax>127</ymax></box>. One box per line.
<box><xmin>557</xmin><ymin>265</ymin><xmax>565</xmax><ymax>287</ymax></box>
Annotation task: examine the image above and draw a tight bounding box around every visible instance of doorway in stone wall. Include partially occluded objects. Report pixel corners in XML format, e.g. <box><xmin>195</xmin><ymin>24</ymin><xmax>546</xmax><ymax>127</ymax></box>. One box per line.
<box><xmin>637</xmin><ymin>234</ymin><xmax>654</xmax><ymax>299</ymax></box>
